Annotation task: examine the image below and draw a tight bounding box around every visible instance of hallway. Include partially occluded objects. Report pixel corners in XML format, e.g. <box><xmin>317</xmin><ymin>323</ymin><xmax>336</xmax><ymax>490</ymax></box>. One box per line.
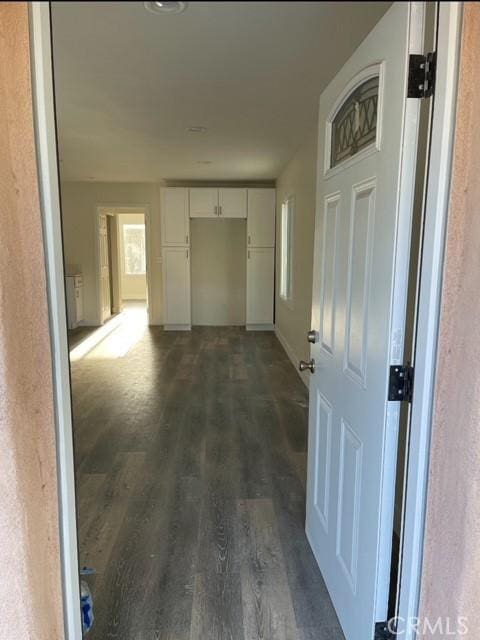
<box><xmin>72</xmin><ymin>324</ymin><xmax>344</xmax><ymax>640</ymax></box>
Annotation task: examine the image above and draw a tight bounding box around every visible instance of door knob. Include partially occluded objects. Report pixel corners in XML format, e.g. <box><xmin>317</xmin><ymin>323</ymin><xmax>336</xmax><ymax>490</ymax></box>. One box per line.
<box><xmin>307</xmin><ymin>330</ymin><xmax>319</xmax><ymax>344</ymax></box>
<box><xmin>299</xmin><ymin>358</ymin><xmax>315</xmax><ymax>373</ymax></box>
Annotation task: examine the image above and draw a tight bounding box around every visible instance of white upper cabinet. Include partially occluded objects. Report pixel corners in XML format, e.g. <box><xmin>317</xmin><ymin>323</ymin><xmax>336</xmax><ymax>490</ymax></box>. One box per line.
<box><xmin>218</xmin><ymin>188</ymin><xmax>247</xmax><ymax>218</ymax></box>
<box><xmin>247</xmin><ymin>189</ymin><xmax>276</xmax><ymax>247</ymax></box>
<box><xmin>189</xmin><ymin>188</ymin><xmax>219</xmax><ymax>218</ymax></box>
<box><xmin>161</xmin><ymin>187</ymin><xmax>190</xmax><ymax>246</ymax></box>
<box><xmin>189</xmin><ymin>188</ymin><xmax>247</xmax><ymax>218</ymax></box>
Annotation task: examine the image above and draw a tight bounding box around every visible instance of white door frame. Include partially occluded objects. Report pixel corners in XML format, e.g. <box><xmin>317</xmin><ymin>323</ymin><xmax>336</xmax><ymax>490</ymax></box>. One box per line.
<box><xmin>29</xmin><ymin>2</ymin><xmax>462</xmax><ymax>638</ymax></box>
<box><xmin>95</xmin><ymin>205</ymin><xmax>152</xmax><ymax>325</ymax></box>
<box><xmin>395</xmin><ymin>4</ymin><xmax>462</xmax><ymax>638</ymax></box>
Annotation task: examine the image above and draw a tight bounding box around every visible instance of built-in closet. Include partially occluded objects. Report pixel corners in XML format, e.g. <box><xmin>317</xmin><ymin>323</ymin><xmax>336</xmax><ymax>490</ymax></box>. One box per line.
<box><xmin>161</xmin><ymin>187</ymin><xmax>275</xmax><ymax>330</ymax></box>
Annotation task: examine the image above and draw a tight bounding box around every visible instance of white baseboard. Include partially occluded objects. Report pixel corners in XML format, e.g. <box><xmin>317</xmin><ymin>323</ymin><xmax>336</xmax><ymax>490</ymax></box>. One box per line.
<box><xmin>274</xmin><ymin>325</ymin><xmax>309</xmax><ymax>388</ymax></box>
<box><xmin>246</xmin><ymin>323</ymin><xmax>274</xmax><ymax>331</ymax></box>
<box><xmin>164</xmin><ymin>324</ymin><xmax>192</xmax><ymax>331</ymax></box>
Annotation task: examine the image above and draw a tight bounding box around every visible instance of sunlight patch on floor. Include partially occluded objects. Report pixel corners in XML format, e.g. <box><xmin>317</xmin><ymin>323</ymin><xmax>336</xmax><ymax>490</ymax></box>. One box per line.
<box><xmin>70</xmin><ymin>303</ymin><xmax>148</xmax><ymax>361</ymax></box>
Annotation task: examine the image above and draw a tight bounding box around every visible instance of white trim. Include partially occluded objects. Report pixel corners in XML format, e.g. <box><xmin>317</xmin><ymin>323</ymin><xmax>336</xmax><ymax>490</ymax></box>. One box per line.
<box><xmin>164</xmin><ymin>324</ymin><xmax>192</xmax><ymax>331</ymax></box>
<box><xmin>275</xmin><ymin>325</ymin><xmax>309</xmax><ymax>388</ymax></box>
<box><xmin>396</xmin><ymin>3</ymin><xmax>462</xmax><ymax>638</ymax></box>
<box><xmin>29</xmin><ymin>4</ymin><xmax>82</xmax><ymax>639</ymax></box>
<box><xmin>246</xmin><ymin>323</ymin><xmax>275</xmax><ymax>332</ymax></box>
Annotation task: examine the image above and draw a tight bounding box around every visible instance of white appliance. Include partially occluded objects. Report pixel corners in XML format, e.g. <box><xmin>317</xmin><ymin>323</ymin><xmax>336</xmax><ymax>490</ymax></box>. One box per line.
<box><xmin>65</xmin><ymin>274</ymin><xmax>84</xmax><ymax>329</ymax></box>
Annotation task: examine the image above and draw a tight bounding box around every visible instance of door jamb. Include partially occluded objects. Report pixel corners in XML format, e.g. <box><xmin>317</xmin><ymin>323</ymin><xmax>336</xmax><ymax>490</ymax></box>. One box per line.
<box><xmin>29</xmin><ymin>3</ymin><xmax>82</xmax><ymax>639</ymax></box>
<box><xmin>395</xmin><ymin>3</ymin><xmax>462</xmax><ymax>638</ymax></box>
<box><xmin>29</xmin><ymin>2</ymin><xmax>462</xmax><ymax>639</ymax></box>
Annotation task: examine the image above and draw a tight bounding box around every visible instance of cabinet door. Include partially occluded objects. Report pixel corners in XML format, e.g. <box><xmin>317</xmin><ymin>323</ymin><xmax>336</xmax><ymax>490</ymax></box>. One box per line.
<box><xmin>161</xmin><ymin>188</ymin><xmax>190</xmax><ymax>246</ymax></box>
<box><xmin>189</xmin><ymin>188</ymin><xmax>218</xmax><ymax>218</ymax></box>
<box><xmin>218</xmin><ymin>188</ymin><xmax>247</xmax><ymax>218</ymax></box>
<box><xmin>246</xmin><ymin>247</ymin><xmax>274</xmax><ymax>326</ymax></box>
<box><xmin>162</xmin><ymin>247</ymin><xmax>191</xmax><ymax>328</ymax></box>
<box><xmin>75</xmin><ymin>286</ymin><xmax>84</xmax><ymax>323</ymax></box>
<box><xmin>247</xmin><ymin>189</ymin><xmax>276</xmax><ymax>247</ymax></box>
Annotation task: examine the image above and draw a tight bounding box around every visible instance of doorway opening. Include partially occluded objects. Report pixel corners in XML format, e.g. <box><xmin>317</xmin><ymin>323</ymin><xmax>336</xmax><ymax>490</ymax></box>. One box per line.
<box><xmin>96</xmin><ymin>206</ymin><xmax>150</xmax><ymax>328</ymax></box>
<box><xmin>30</xmin><ymin>2</ymin><xmax>462</xmax><ymax>640</ymax></box>
<box><xmin>118</xmin><ymin>213</ymin><xmax>148</xmax><ymax>312</ymax></box>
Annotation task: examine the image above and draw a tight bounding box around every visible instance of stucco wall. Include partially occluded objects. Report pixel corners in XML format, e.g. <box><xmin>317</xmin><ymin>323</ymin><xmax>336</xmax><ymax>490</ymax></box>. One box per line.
<box><xmin>419</xmin><ymin>5</ymin><xmax>480</xmax><ymax>638</ymax></box>
<box><xmin>0</xmin><ymin>3</ymin><xmax>65</xmax><ymax>639</ymax></box>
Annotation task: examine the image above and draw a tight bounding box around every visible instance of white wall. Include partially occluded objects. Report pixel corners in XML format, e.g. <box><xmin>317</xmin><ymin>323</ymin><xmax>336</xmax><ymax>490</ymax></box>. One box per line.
<box><xmin>117</xmin><ymin>212</ymin><xmax>147</xmax><ymax>301</ymax></box>
<box><xmin>275</xmin><ymin>131</ymin><xmax>318</xmax><ymax>382</ymax></box>
<box><xmin>191</xmin><ymin>219</ymin><xmax>246</xmax><ymax>326</ymax></box>
<box><xmin>61</xmin><ymin>182</ymin><xmax>162</xmax><ymax>325</ymax></box>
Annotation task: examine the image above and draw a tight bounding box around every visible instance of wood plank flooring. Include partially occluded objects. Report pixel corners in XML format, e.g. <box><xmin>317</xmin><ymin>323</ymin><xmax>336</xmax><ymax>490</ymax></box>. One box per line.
<box><xmin>72</xmin><ymin>324</ymin><xmax>344</xmax><ymax>640</ymax></box>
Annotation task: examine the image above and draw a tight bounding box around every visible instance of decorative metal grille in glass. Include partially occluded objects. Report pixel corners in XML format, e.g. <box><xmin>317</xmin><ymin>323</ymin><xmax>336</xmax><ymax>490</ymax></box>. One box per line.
<box><xmin>123</xmin><ymin>224</ymin><xmax>146</xmax><ymax>275</ymax></box>
<box><xmin>330</xmin><ymin>76</ymin><xmax>379</xmax><ymax>168</ymax></box>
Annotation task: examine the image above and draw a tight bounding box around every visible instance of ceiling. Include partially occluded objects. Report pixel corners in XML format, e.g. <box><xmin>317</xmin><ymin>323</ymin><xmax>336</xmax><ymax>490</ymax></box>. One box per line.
<box><xmin>51</xmin><ymin>1</ymin><xmax>390</xmax><ymax>183</ymax></box>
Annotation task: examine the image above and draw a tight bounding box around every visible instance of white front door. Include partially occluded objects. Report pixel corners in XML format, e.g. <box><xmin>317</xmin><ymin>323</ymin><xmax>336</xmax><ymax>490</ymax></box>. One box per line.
<box><xmin>98</xmin><ymin>213</ymin><xmax>112</xmax><ymax>323</ymax></box>
<box><xmin>306</xmin><ymin>4</ymin><xmax>424</xmax><ymax>640</ymax></box>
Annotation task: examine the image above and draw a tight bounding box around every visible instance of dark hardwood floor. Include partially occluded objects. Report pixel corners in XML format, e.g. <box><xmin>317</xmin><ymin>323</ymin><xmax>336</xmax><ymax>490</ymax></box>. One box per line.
<box><xmin>72</xmin><ymin>323</ymin><xmax>344</xmax><ymax>640</ymax></box>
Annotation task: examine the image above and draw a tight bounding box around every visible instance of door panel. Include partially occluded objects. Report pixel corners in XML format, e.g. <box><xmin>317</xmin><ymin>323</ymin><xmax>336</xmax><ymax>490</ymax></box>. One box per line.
<box><xmin>189</xmin><ymin>188</ymin><xmax>218</xmax><ymax>218</ymax></box>
<box><xmin>247</xmin><ymin>189</ymin><xmax>275</xmax><ymax>247</ymax></box>
<box><xmin>161</xmin><ymin>188</ymin><xmax>190</xmax><ymax>246</ymax></box>
<box><xmin>99</xmin><ymin>213</ymin><xmax>111</xmax><ymax>323</ymax></box>
<box><xmin>344</xmin><ymin>179</ymin><xmax>376</xmax><ymax>385</ymax></box>
<box><xmin>320</xmin><ymin>193</ymin><xmax>340</xmax><ymax>356</ymax></box>
<box><xmin>218</xmin><ymin>188</ymin><xmax>247</xmax><ymax>218</ymax></box>
<box><xmin>246</xmin><ymin>247</ymin><xmax>274</xmax><ymax>325</ymax></box>
<box><xmin>306</xmin><ymin>4</ymin><xmax>424</xmax><ymax>640</ymax></box>
<box><xmin>162</xmin><ymin>247</ymin><xmax>191</xmax><ymax>327</ymax></box>
<box><xmin>336</xmin><ymin>419</ymin><xmax>363</xmax><ymax>593</ymax></box>
<box><xmin>312</xmin><ymin>390</ymin><xmax>332</xmax><ymax>533</ymax></box>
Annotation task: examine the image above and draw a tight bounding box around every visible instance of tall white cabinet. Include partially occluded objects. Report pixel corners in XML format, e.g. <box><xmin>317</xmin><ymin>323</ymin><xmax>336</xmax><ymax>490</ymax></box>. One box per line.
<box><xmin>161</xmin><ymin>186</ymin><xmax>275</xmax><ymax>331</ymax></box>
<box><xmin>246</xmin><ymin>189</ymin><xmax>276</xmax><ymax>329</ymax></box>
<box><xmin>161</xmin><ymin>188</ymin><xmax>191</xmax><ymax>330</ymax></box>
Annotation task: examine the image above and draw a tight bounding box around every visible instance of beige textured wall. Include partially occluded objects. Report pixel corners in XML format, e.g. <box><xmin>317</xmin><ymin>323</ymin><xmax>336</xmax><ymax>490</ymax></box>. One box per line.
<box><xmin>275</xmin><ymin>131</ymin><xmax>318</xmax><ymax>374</ymax></box>
<box><xmin>0</xmin><ymin>3</ymin><xmax>64</xmax><ymax>639</ymax></box>
<box><xmin>419</xmin><ymin>5</ymin><xmax>480</xmax><ymax>638</ymax></box>
<box><xmin>61</xmin><ymin>181</ymin><xmax>162</xmax><ymax>324</ymax></box>
<box><xmin>191</xmin><ymin>219</ymin><xmax>246</xmax><ymax>326</ymax></box>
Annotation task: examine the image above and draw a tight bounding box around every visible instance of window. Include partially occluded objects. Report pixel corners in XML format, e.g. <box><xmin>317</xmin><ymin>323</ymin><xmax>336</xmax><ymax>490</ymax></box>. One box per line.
<box><xmin>123</xmin><ymin>224</ymin><xmax>146</xmax><ymax>275</ymax></box>
<box><xmin>330</xmin><ymin>75</ymin><xmax>379</xmax><ymax>168</ymax></box>
<box><xmin>280</xmin><ymin>196</ymin><xmax>294</xmax><ymax>303</ymax></box>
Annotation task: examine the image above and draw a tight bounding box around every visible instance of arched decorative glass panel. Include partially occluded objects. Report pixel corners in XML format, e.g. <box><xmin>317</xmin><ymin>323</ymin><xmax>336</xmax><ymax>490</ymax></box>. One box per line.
<box><xmin>330</xmin><ymin>76</ymin><xmax>379</xmax><ymax>168</ymax></box>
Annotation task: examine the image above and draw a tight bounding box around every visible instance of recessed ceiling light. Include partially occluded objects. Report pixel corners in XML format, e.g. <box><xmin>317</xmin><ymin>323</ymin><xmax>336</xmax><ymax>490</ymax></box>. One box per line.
<box><xmin>197</xmin><ymin>160</ymin><xmax>212</xmax><ymax>165</ymax></box>
<box><xmin>144</xmin><ymin>1</ymin><xmax>188</xmax><ymax>15</ymax></box>
<box><xmin>187</xmin><ymin>126</ymin><xmax>208</xmax><ymax>133</ymax></box>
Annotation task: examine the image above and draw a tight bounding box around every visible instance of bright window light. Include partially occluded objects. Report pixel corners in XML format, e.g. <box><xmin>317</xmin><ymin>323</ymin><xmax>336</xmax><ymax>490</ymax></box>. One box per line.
<box><xmin>123</xmin><ymin>224</ymin><xmax>146</xmax><ymax>275</ymax></box>
<box><xmin>280</xmin><ymin>196</ymin><xmax>294</xmax><ymax>303</ymax></box>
